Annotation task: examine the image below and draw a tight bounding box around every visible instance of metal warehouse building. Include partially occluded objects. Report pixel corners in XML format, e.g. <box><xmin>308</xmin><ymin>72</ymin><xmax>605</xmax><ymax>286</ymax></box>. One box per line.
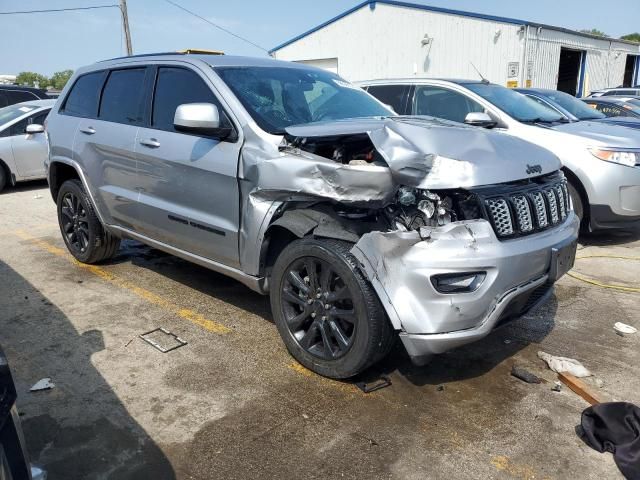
<box><xmin>270</xmin><ymin>0</ymin><xmax>640</xmax><ymax>96</ymax></box>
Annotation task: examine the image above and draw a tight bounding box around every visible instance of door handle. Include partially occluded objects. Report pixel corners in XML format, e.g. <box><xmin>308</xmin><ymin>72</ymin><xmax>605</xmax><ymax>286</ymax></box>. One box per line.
<box><xmin>80</xmin><ymin>126</ymin><xmax>96</xmax><ymax>135</ymax></box>
<box><xmin>140</xmin><ymin>138</ymin><xmax>160</xmax><ymax>148</ymax></box>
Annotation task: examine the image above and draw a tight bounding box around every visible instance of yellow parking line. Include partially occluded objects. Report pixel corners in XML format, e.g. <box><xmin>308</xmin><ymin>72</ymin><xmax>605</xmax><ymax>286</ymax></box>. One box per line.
<box><xmin>12</xmin><ymin>230</ymin><xmax>232</xmax><ymax>335</ymax></box>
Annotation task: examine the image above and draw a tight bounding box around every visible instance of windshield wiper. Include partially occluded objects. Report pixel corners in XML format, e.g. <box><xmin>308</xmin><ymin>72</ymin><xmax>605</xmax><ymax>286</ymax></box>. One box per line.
<box><xmin>520</xmin><ymin>117</ymin><xmax>563</xmax><ymax>124</ymax></box>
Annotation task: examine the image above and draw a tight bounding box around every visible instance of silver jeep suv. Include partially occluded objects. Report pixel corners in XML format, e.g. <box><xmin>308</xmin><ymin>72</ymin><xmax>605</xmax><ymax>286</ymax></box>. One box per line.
<box><xmin>45</xmin><ymin>53</ymin><xmax>579</xmax><ymax>378</ymax></box>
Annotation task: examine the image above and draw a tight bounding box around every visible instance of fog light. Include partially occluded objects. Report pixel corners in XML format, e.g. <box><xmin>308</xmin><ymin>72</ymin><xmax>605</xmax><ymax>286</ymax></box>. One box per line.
<box><xmin>431</xmin><ymin>272</ymin><xmax>486</xmax><ymax>294</ymax></box>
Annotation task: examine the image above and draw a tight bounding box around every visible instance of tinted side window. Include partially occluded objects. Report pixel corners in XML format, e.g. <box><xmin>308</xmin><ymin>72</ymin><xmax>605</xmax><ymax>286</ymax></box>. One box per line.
<box><xmin>99</xmin><ymin>69</ymin><xmax>146</xmax><ymax>124</ymax></box>
<box><xmin>366</xmin><ymin>85</ymin><xmax>410</xmax><ymax>114</ymax></box>
<box><xmin>152</xmin><ymin>67</ymin><xmax>230</xmax><ymax>132</ymax></box>
<box><xmin>0</xmin><ymin>93</ymin><xmax>7</xmax><ymax>108</ymax></box>
<box><xmin>413</xmin><ymin>86</ymin><xmax>484</xmax><ymax>122</ymax></box>
<box><xmin>63</xmin><ymin>71</ymin><xmax>106</xmax><ymax>117</ymax></box>
<box><xmin>9</xmin><ymin>118</ymin><xmax>29</xmax><ymax>136</ymax></box>
<box><xmin>30</xmin><ymin>110</ymin><xmax>50</xmax><ymax>125</ymax></box>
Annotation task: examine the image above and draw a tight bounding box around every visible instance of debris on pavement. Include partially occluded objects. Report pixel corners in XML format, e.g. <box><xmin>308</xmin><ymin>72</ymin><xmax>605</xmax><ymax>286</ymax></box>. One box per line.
<box><xmin>577</xmin><ymin>402</ymin><xmax>640</xmax><ymax>479</ymax></box>
<box><xmin>511</xmin><ymin>365</ymin><xmax>542</xmax><ymax>384</ymax></box>
<box><xmin>33</xmin><ymin>194</ymin><xmax>43</xmax><ymax>199</ymax></box>
<box><xmin>30</xmin><ymin>378</ymin><xmax>54</xmax><ymax>392</ymax></box>
<box><xmin>538</xmin><ymin>351</ymin><xmax>592</xmax><ymax>377</ymax></box>
<box><xmin>558</xmin><ymin>372</ymin><xmax>604</xmax><ymax>405</ymax></box>
<box><xmin>355</xmin><ymin>375</ymin><xmax>392</xmax><ymax>393</ymax></box>
<box><xmin>139</xmin><ymin>327</ymin><xmax>187</xmax><ymax>353</ymax></box>
<box><xmin>437</xmin><ymin>385</ymin><xmax>445</xmax><ymax>392</ymax></box>
<box><xmin>614</xmin><ymin>322</ymin><xmax>637</xmax><ymax>337</ymax></box>
<box><xmin>552</xmin><ymin>381</ymin><xmax>563</xmax><ymax>392</ymax></box>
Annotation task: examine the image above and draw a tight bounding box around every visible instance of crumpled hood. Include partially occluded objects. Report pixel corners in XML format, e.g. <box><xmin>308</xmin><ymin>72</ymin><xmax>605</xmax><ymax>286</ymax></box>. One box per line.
<box><xmin>551</xmin><ymin>120</ymin><xmax>640</xmax><ymax>148</ymax></box>
<box><xmin>285</xmin><ymin>116</ymin><xmax>561</xmax><ymax>189</ymax></box>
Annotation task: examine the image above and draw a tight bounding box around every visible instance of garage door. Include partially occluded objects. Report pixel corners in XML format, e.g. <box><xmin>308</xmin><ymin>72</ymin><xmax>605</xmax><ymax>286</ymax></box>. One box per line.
<box><xmin>294</xmin><ymin>58</ymin><xmax>338</xmax><ymax>74</ymax></box>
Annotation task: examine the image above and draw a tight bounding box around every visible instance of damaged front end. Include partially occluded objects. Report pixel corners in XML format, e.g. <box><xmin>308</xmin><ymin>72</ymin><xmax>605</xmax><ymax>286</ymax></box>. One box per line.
<box><xmin>240</xmin><ymin>116</ymin><xmax>578</xmax><ymax>362</ymax></box>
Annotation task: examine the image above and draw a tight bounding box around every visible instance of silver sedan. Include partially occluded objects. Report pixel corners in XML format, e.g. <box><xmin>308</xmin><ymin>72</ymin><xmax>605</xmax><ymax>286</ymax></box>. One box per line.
<box><xmin>0</xmin><ymin>99</ymin><xmax>55</xmax><ymax>192</ymax></box>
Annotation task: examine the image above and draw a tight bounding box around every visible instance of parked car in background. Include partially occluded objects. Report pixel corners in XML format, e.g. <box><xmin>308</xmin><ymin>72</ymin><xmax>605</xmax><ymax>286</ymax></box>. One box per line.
<box><xmin>0</xmin><ymin>85</ymin><xmax>50</xmax><ymax>108</ymax></box>
<box><xmin>0</xmin><ymin>100</ymin><xmax>53</xmax><ymax>192</ymax></box>
<box><xmin>45</xmin><ymin>53</ymin><xmax>578</xmax><ymax>377</ymax></box>
<box><xmin>1</xmin><ymin>345</ymin><xmax>46</xmax><ymax>480</ymax></box>
<box><xmin>362</xmin><ymin>79</ymin><xmax>640</xmax><ymax>231</ymax></box>
<box><xmin>587</xmin><ymin>87</ymin><xmax>640</xmax><ymax>98</ymax></box>
<box><xmin>517</xmin><ymin>88</ymin><xmax>640</xmax><ymax>130</ymax></box>
<box><xmin>582</xmin><ymin>97</ymin><xmax>640</xmax><ymax>119</ymax></box>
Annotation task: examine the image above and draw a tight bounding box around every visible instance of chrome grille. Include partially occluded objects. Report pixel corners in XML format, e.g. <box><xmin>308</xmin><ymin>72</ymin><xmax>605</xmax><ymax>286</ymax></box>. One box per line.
<box><xmin>485</xmin><ymin>198</ymin><xmax>513</xmax><ymax>236</ymax></box>
<box><xmin>531</xmin><ymin>191</ymin><xmax>548</xmax><ymax>228</ymax></box>
<box><xmin>483</xmin><ymin>179</ymin><xmax>571</xmax><ymax>239</ymax></box>
<box><xmin>545</xmin><ymin>189</ymin><xmax>559</xmax><ymax>224</ymax></box>
<box><xmin>555</xmin><ymin>185</ymin><xmax>567</xmax><ymax>220</ymax></box>
<box><xmin>512</xmin><ymin>195</ymin><xmax>533</xmax><ymax>232</ymax></box>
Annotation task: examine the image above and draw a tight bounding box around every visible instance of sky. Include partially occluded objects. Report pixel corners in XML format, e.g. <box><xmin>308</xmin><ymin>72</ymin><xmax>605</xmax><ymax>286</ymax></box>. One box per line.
<box><xmin>1</xmin><ymin>0</ymin><xmax>639</xmax><ymax>76</ymax></box>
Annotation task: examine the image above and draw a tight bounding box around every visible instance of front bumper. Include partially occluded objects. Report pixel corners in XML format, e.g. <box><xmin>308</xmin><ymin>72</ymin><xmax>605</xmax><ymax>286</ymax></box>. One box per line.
<box><xmin>351</xmin><ymin>214</ymin><xmax>579</xmax><ymax>360</ymax></box>
<box><xmin>578</xmin><ymin>159</ymin><xmax>640</xmax><ymax>229</ymax></box>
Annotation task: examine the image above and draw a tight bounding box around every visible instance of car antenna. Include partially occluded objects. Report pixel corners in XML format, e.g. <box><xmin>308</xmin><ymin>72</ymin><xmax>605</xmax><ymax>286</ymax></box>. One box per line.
<box><xmin>470</xmin><ymin>63</ymin><xmax>490</xmax><ymax>84</ymax></box>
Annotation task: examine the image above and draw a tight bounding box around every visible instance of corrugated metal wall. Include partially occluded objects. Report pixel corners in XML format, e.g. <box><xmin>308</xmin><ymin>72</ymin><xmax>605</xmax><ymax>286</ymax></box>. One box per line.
<box><xmin>525</xmin><ymin>28</ymin><xmax>637</xmax><ymax>94</ymax></box>
<box><xmin>273</xmin><ymin>3</ymin><xmax>640</xmax><ymax>93</ymax></box>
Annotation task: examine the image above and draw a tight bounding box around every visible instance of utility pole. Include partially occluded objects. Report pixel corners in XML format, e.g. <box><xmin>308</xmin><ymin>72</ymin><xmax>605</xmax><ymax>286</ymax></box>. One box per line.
<box><xmin>120</xmin><ymin>0</ymin><xmax>133</xmax><ymax>56</ymax></box>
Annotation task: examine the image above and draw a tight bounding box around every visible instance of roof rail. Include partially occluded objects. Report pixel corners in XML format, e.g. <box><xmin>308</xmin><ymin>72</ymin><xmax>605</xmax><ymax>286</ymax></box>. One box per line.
<box><xmin>100</xmin><ymin>49</ymin><xmax>224</xmax><ymax>63</ymax></box>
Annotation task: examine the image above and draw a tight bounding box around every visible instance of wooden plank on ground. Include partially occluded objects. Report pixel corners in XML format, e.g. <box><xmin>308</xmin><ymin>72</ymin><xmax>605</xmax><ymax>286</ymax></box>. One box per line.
<box><xmin>558</xmin><ymin>372</ymin><xmax>604</xmax><ymax>405</ymax></box>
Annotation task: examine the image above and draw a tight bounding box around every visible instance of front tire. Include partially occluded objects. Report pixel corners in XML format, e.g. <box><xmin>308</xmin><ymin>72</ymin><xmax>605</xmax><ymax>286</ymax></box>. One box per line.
<box><xmin>56</xmin><ymin>179</ymin><xmax>120</xmax><ymax>264</ymax></box>
<box><xmin>567</xmin><ymin>181</ymin><xmax>586</xmax><ymax>230</ymax></box>
<box><xmin>0</xmin><ymin>167</ymin><xmax>6</xmax><ymax>193</ymax></box>
<box><xmin>270</xmin><ymin>238</ymin><xmax>393</xmax><ymax>379</ymax></box>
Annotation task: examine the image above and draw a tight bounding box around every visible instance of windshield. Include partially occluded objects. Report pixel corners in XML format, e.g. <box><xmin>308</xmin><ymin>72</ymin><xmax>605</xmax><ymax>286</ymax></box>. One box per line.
<box><xmin>0</xmin><ymin>104</ymin><xmax>37</xmax><ymax>127</ymax></box>
<box><xmin>541</xmin><ymin>90</ymin><xmax>605</xmax><ymax>120</ymax></box>
<box><xmin>465</xmin><ymin>83</ymin><xmax>564</xmax><ymax>123</ymax></box>
<box><xmin>216</xmin><ymin>66</ymin><xmax>392</xmax><ymax>134</ymax></box>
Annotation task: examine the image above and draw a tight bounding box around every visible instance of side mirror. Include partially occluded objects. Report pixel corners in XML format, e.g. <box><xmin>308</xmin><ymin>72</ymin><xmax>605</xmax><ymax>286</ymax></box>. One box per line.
<box><xmin>26</xmin><ymin>124</ymin><xmax>44</xmax><ymax>134</ymax></box>
<box><xmin>464</xmin><ymin>112</ymin><xmax>498</xmax><ymax>129</ymax></box>
<box><xmin>174</xmin><ymin>103</ymin><xmax>232</xmax><ymax>139</ymax></box>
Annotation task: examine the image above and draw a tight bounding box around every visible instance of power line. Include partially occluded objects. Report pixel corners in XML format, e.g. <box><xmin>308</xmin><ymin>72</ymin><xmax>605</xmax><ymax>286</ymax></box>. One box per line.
<box><xmin>162</xmin><ymin>0</ymin><xmax>268</xmax><ymax>53</ymax></box>
<box><xmin>0</xmin><ymin>5</ymin><xmax>119</xmax><ymax>15</ymax></box>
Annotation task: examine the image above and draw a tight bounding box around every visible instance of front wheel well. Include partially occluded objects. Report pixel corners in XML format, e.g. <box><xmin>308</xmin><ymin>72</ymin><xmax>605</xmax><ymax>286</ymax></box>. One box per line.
<box><xmin>49</xmin><ymin>162</ymin><xmax>80</xmax><ymax>201</ymax></box>
<box><xmin>562</xmin><ymin>167</ymin><xmax>589</xmax><ymax>220</ymax></box>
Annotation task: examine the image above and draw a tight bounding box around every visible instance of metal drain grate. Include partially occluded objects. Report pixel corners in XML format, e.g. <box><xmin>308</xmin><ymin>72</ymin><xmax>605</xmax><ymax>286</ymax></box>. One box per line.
<box><xmin>139</xmin><ymin>327</ymin><xmax>187</xmax><ymax>353</ymax></box>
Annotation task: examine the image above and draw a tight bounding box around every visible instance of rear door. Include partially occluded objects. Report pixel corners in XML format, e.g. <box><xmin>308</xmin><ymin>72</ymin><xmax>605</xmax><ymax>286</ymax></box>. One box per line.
<box><xmin>135</xmin><ymin>65</ymin><xmax>242</xmax><ymax>267</ymax></box>
<box><xmin>10</xmin><ymin>109</ymin><xmax>50</xmax><ymax>178</ymax></box>
<box><xmin>73</xmin><ymin>67</ymin><xmax>148</xmax><ymax>228</ymax></box>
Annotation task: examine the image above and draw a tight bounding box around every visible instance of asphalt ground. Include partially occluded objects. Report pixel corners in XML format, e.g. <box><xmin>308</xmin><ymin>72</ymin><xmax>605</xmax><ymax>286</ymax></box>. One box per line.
<box><xmin>1</xmin><ymin>181</ymin><xmax>639</xmax><ymax>479</ymax></box>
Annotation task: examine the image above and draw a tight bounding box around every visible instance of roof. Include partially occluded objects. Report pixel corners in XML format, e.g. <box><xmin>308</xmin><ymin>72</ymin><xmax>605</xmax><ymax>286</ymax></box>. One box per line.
<box><xmin>0</xmin><ymin>84</ymin><xmax>49</xmax><ymax>96</ymax></box>
<box><xmin>16</xmin><ymin>99</ymin><xmax>56</xmax><ymax>108</ymax></box>
<box><xmin>357</xmin><ymin>78</ymin><xmax>484</xmax><ymax>86</ymax></box>
<box><xmin>270</xmin><ymin>0</ymin><xmax>640</xmax><ymax>53</ymax></box>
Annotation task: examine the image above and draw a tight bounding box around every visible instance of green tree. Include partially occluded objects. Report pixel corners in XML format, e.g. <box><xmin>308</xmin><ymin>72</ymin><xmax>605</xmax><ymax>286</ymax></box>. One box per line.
<box><xmin>49</xmin><ymin>70</ymin><xmax>74</xmax><ymax>90</ymax></box>
<box><xmin>621</xmin><ymin>33</ymin><xmax>640</xmax><ymax>43</ymax></box>
<box><xmin>15</xmin><ymin>71</ymin><xmax>50</xmax><ymax>88</ymax></box>
<box><xmin>580</xmin><ymin>28</ymin><xmax>607</xmax><ymax>37</ymax></box>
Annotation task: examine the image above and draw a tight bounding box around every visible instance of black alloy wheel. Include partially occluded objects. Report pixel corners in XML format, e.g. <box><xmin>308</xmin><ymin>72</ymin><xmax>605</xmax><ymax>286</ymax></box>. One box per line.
<box><xmin>60</xmin><ymin>191</ymin><xmax>90</xmax><ymax>255</ymax></box>
<box><xmin>281</xmin><ymin>256</ymin><xmax>356</xmax><ymax>360</ymax></box>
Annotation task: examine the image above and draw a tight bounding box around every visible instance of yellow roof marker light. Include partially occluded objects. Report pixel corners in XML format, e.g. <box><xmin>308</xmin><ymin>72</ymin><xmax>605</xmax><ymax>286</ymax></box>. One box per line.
<box><xmin>177</xmin><ymin>49</ymin><xmax>224</xmax><ymax>55</ymax></box>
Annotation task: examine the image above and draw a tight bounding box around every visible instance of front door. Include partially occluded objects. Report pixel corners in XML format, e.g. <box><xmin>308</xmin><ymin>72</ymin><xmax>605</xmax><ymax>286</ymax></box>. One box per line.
<box><xmin>135</xmin><ymin>66</ymin><xmax>241</xmax><ymax>268</ymax></box>
<box><xmin>10</xmin><ymin>109</ymin><xmax>49</xmax><ymax>178</ymax></box>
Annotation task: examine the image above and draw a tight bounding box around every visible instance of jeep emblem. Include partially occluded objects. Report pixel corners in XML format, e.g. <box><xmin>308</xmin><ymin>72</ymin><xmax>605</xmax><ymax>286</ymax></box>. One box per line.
<box><xmin>526</xmin><ymin>164</ymin><xmax>542</xmax><ymax>175</ymax></box>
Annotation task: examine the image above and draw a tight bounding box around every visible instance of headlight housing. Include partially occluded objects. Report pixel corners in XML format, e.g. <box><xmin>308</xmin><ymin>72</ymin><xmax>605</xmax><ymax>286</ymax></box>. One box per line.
<box><xmin>589</xmin><ymin>148</ymin><xmax>639</xmax><ymax>167</ymax></box>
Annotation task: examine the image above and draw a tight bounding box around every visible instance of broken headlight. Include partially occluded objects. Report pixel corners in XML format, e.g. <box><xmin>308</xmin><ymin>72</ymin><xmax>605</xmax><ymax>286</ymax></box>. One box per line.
<box><xmin>387</xmin><ymin>187</ymin><xmax>461</xmax><ymax>231</ymax></box>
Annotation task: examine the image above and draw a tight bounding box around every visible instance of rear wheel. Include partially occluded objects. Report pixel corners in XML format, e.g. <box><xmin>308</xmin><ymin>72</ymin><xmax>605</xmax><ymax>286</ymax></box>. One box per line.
<box><xmin>270</xmin><ymin>238</ymin><xmax>393</xmax><ymax>379</ymax></box>
<box><xmin>56</xmin><ymin>179</ymin><xmax>120</xmax><ymax>263</ymax></box>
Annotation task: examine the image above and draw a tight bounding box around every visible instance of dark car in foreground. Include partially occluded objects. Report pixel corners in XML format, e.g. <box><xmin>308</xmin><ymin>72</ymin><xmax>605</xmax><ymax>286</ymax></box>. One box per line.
<box><xmin>0</xmin><ymin>86</ymin><xmax>50</xmax><ymax>109</ymax></box>
<box><xmin>0</xmin><ymin>346</ymin><xmax>45</xmax><ymax>480</ymax></box>
<box><xmin>517</xmin><ymin>88</ymin><xmax>640</xmax><ymax>130</ymax></box>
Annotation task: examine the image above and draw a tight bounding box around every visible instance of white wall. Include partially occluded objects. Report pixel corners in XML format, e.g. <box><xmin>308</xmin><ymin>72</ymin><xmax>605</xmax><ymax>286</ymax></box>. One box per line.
<box><xmin>273</xmin><ymin>3</ymin><xmax>640</xmax><ymax>92</ymax></box>
<box><xmin>274</xmin><ymin>3</ymin><xmax>526</xmax><ymax>84</ymax></box>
